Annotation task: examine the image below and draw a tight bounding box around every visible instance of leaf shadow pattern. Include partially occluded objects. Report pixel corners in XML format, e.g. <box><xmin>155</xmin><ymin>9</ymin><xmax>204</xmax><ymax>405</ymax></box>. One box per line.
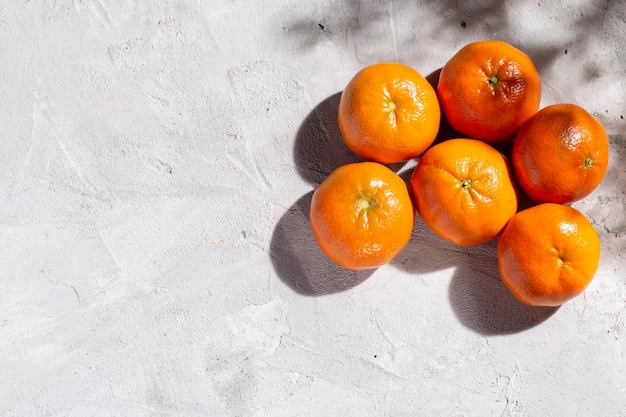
<box><xmin>279</xmin><ymin>0</ymin><xmax>620</xmax><ymax>109</ymax></box>
<box><xmin>585</xmin><ymin>129</ymin><xmax>626</xmax><ymax>257</ymax></box>
<box><xmin>270</xmin><ymin>191</ymin><xmax>375</xmax><ymax>296</ymax></box>
<box><xmin>281</xmin><ymin>0</ymin><xmax>509</xmax><ymax>65</ymax></box>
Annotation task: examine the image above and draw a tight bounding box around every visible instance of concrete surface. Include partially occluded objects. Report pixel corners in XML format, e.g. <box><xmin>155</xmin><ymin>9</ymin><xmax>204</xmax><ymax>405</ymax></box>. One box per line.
<box><xmin>1</xmin><ymin>0</ymin><xmax>625</xmax><ymax>416</ymax></box>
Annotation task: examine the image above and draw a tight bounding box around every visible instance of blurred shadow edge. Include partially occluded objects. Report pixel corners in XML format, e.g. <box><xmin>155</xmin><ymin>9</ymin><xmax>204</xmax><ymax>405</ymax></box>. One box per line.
<box><xmin>270</xmin><ymin>192</ymin><xmax>375</xmax><ymax>296</ymax></box>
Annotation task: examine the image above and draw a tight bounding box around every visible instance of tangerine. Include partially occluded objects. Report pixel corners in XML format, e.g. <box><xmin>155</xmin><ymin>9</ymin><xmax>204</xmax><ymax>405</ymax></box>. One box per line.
<box><xmin>310</xmin><ymin>162</ymin><xmax>414</xmax><ymax>270</ymax></box>
<box><xmin>512</xmin><ymin>103</ymin><xmax>609</xmax><ymax>204</ymax></box>
<box><xmin>338</xmin><ymin>62</ymin><xmax>440</xmax><ymax>164</ymax></box>
<box><xmin>437</xmin><ymin>40</ymin><xmax>541</xmax><ymax>143</ymax></box>
<box><xmin>410</xmin><ymin>138</ymin><xmax>518</xmax><ymax>246</ymax></box>
<box><xmin>498</xmin><ymin>203</ymin><xmax>601</xmax><ymax>306</ymax></box>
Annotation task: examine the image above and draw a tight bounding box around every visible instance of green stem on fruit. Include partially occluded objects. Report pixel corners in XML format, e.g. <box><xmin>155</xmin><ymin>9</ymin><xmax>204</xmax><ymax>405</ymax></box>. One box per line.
<box><xmin>357</xmin><ymin>198</ymin><xmax>371</xmax><ymax>211</ymax></box>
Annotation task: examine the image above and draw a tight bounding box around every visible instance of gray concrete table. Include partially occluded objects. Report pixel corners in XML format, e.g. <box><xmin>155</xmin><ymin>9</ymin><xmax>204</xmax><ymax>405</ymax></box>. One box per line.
<box><xmin>1</xmin><ymin>1</ymin><xmax>625</xmax><ymax>416</ymax></box>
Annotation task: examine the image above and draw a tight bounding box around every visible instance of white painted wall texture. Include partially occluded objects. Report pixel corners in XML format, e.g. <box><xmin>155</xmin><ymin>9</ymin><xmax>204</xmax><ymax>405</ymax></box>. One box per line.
<box><xmin>1</xmin><ymin>1</ymin><xmax>625</xmax><ymax>416</ymax></box>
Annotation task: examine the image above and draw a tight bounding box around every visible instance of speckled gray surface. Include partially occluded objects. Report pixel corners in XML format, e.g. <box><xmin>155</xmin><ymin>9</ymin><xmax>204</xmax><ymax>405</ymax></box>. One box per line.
<box><xmin>1</xmin><ymin>1</ymin><xmax>625</xmax><ymax>416</ymax></box>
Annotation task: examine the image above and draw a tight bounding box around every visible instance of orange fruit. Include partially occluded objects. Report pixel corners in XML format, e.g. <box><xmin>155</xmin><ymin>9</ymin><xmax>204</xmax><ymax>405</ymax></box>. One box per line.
<box><xmin>498</xmin><ymin>203</ymin><xmax>601</xmax><ymax>306</ymax></box>
<box><xmin>338</xmin><ymin>62</ymin><xmax>440</xmax><ymax>164</ymax></box>
<box><xmin>437</xmin><ymin>40</ymin><xmax>541</xmax><ymax>143</ymax></box>
<box><xmin>410</xmin><ymin>138</ymin><xmax>518</xmax><ymax>246</ymax></box>
<box><xmin>310</xmin><ymin>162</ymin><xmax>414</xmax><ymax>270</ymax></box>
<box><xmin>512</xmin><ymin>103</ymin><xmax>609</xmax><ymax>204</ymax></box>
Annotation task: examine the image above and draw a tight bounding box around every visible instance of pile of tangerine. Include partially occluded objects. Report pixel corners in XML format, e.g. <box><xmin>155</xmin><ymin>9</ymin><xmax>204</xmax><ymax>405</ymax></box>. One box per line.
<box><xmin>309</xmin><ymin>40</ymin><xmax>609</xmax><ymax>307</ymax></box>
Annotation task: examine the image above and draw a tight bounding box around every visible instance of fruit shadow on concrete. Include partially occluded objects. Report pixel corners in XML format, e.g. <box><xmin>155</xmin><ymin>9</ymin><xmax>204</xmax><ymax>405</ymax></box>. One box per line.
<box><xmin>270</xmin><ymin>84</ymin><xmax>558</xmax><ymax>335</ymax></box>
<box><xmin>393</xmin><ymin>215</ymin><xmax>559</xmax><ymax>335</ymax></box>
<box><xmin>270</xmin><ymin>92</ymin><xmax>375</xmax><ymax>296</ymax></box>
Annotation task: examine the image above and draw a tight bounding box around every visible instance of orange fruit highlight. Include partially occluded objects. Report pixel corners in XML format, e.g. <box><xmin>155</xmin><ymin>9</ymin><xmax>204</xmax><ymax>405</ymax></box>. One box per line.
<box><xmin>410</xmin><ymin>138</ymin><xmax>518</xmax><ymax>246</ymax></box>
<box><xmin>498</xmin><ymin>203</ymin><xmax>601</xmax><ymax>306</ymax></box>
<box><xmin>437</xmin><ymin>40</ymin><xmax>541</xmax><ymax>143</ymax></box>
<box><xmin>512</xmin><ymin>103</ymin><xmax>609</xmax><ymax>204</ymax></box>
<box><xmin>338</xmin><ymin>62</ymin><xmax>440</xmax><ymax>164</ymax></box>
<box><xmin>310</xmin><ymin>162</ymin><xmax>414</xmax><ymax>270</ymax></box>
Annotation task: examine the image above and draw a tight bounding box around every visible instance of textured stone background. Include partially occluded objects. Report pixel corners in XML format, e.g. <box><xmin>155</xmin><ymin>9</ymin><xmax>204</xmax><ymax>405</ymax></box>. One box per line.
<box><xmin>1</xmin><ymin>0</ymin><xmax>625</xmax><ymax>416</ymax></box>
